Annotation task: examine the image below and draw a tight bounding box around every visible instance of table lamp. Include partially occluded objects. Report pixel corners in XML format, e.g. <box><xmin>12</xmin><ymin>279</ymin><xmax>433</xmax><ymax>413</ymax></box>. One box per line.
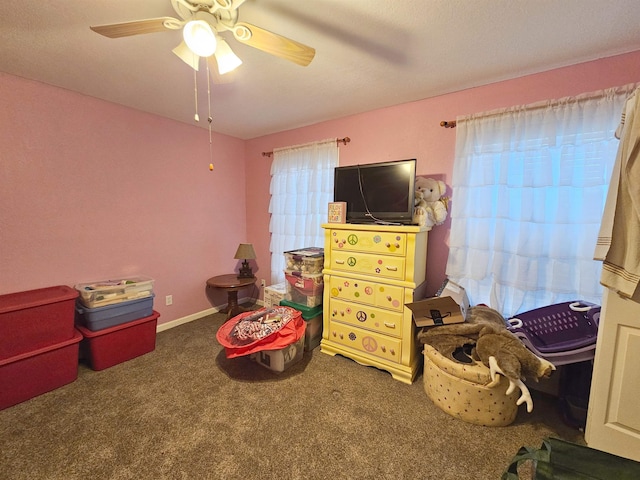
<box><xmin>234</xmin><ymin>243</ymin><xmax>256</xmax><ymax>278</ymax></box>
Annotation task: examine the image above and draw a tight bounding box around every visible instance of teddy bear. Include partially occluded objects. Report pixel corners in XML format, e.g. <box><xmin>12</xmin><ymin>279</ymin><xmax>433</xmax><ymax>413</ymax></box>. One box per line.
<box><xmin>412</xmin><ymin>189</ymin><xmax>429</xmax><ymax>226</ymax></box>
<box><xmin>418</xmin><ymin>305</ymin><xmax>556</xmax><ymax>413</ymax></box>
<box><xmin>413</xmin><ymin>177</ymin><xmax>448</xmax><ymax>228</ymax></box>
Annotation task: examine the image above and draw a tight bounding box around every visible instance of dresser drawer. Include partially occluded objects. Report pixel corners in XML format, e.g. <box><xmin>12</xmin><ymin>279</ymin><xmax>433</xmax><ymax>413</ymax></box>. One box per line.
<box><xmin>328</xmin><ymin>251</ymin><xmax>405</xmax><ymax>281</ymax></box>
<box><xmin>328</xmin><ymin>298</ymin><xmax>403</xmax><ymax>337</ymax></box>
<box><xmin>327</xmin><ymin>275</ymin><xmax>405</xmax><ymax>312</ymax></box>
<box><xmin>327</xmin><ymin>321</ymin><xmax>402</xmax><ymax>363</ymax></box>
<box><xmin>329</xmin><ymin>229</ymin><xmax>407</xmax><ymax>256</ymax></box>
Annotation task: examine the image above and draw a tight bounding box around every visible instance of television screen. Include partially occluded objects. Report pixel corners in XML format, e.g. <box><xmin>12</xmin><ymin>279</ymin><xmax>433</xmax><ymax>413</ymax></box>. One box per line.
<box><xmin>333</xmin><ymin>159</ymin><xmax>416</xmax><ymax>225</ymax></box>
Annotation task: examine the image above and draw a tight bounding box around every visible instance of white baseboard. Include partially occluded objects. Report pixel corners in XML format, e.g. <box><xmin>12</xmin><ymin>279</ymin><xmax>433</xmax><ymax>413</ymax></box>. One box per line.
<box><xmin>156</xmin><ymin>307</ymin><xmax>219</xmax><ymax>332</ymax></box>
<box><xmin>156</xmin><ymin>296</ymin><xmax>263</xmax><ymax>332</ymax></box>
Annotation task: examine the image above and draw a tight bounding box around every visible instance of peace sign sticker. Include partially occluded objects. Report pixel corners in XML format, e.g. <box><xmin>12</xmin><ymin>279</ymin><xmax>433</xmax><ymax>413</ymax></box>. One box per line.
<box><xmin>362</xmin><ymin>336</ymin><xmax>377</xmax><ymax>352</ymax></box>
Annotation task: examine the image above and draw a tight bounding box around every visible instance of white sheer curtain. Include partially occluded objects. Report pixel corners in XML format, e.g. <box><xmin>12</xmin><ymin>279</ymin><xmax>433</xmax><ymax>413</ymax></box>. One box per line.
<box><xmin>446</xmin><ymin>84</ymin><xmax>638</xmax><ymax>317</ymax></box>
<box><xmin>269</xmin><ymin>139</ymin><xmax>339</xmax><ymax>285</ymax></box>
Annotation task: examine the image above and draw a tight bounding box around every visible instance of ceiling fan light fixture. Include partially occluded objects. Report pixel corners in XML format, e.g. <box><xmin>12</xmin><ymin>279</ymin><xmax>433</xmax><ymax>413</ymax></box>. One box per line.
<box><xmin>214</xmin><ymin>39</ymin><xmax>243</xmax><ymax>74</ymax></box>
<box><xmin>183</xmin><ymin>19</ymin><xmax>217</xmax><ymax>57</ymax></box>
<box><xmin>173</xmin><ymin>41</ymin><xmax>200</xmax><ymax>70</ymax></box>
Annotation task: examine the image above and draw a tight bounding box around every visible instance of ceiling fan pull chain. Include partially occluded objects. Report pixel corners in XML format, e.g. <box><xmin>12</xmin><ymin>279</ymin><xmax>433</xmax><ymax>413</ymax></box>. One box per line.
<box><xmin>193</xmin><ymin>66</ymin><xmax>199</xmax><ymax>122</ymax></box>
<box><xmin>207</xmin><ymin>60</ymin><xmax>214</xmax><ymax>166</ymax></box>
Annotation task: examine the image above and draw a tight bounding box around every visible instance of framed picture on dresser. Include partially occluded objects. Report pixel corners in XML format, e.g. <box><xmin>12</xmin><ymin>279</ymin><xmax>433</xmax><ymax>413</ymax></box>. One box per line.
<box><xmin>328</xmin><ymin>202</ymin><xmax>347</xmax><ymax>223</ymax></box>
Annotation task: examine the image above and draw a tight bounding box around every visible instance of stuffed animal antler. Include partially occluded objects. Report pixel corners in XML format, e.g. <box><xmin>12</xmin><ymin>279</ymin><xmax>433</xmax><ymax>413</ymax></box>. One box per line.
<box><xmin>418</xmin><ymin>306</ymin><xmax>556</xmax><ymax>412</ymax></box>
<box><xmin>473</xmin><ymin>323</ymin><xmax>555</xmax><ymax>412</ymax></box>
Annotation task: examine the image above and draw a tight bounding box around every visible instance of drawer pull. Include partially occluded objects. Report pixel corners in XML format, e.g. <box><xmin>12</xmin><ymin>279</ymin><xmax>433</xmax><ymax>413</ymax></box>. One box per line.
<box><xmin>332</xmin><ymin>331</ymin><xmax>337</xmax><ymax>337</ymax></box>
<box><xmin>335</xmin><ymin>260</ymin><xmax>345</xmax><ymax>265</ymax></box>
<box><xmin>381</xmin><ymin>345</ymin><xmax>386</xmax><ymax>352</ymax></box>
<box><xmin>386</xmin><ymin>266</ymin><xmax>398</xmax><ymax>271</ymax></box>
<box><xmin>339</xmin><ymin>333</ymin><xmax>344</xmax><ymax>339</ymax></box>
<box><xmin>384</xmin><ymin>322</ymin><xmax>396</xmax><ymax>329</ymax></box>
<box><xmin>390</xmin><ymin>349</ymin><xmax>396</xmax><ymax>356</ymax></box>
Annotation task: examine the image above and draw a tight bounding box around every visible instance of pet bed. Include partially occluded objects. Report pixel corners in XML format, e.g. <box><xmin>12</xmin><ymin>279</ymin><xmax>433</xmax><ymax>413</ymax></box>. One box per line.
<box><xmin>423</xmin><ymin>344</ymin><xmax>520</xmax><ymax>426</ymax></box>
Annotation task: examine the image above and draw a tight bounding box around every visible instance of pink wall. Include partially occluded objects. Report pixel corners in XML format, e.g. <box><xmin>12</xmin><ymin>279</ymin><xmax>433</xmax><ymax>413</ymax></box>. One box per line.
<box><xmin>2</xmin><ymin>50</ymin><xmax>640</xmax><ymax>326</ymax></box>
<box><xmin>0</xmin><ymin>73</ymin><xmax>248</xmax><ymax>324</ymax></box>
<box><xmin>246</xmin><ymin>50</ymin><xmax>640</xmax><ymax>297</ymax></box>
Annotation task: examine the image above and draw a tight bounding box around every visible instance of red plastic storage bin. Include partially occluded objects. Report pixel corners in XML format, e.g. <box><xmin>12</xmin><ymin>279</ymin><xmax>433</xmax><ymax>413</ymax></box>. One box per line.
<box><xmin>0</xmin><ymin>329</ymin><xmax>82</xmax><ymax>410</ymax></box>
<box><xmin>0</xmin><ymin>285</ymin><xmax>78</xmax><ymax>360</ymax></box>
<box><xmin>75</xmin><ymin>310</ymin><xmax>159</xmax><ymax>371</ymax></box>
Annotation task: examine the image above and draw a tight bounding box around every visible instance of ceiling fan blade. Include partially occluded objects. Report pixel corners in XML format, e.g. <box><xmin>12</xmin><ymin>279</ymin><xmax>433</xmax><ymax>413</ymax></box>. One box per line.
<box><xmin>230</xmin><ymin>0</ymin><xmax>249</xmax><ymax>9</ymax></box>
<box><xmin>173</xmin><ymin>41</ymin><xmax>200</xmax><ymax>71</ymax></box>
<box><xmin>232</xmin><ymin>22</ymin><xmax>315</xmax><ymax>66</ymax></box>
<box><xmin>90</xmin><ymin>17</ymin><xmax>182</xmax><ymax>38</ymax></box>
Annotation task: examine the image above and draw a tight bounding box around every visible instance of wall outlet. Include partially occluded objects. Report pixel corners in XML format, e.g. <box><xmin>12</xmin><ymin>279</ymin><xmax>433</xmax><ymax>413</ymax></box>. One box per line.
<box><xmin>165</xmin><ymin>295</ymin><xmax>173</xmax><ymax>306</ymax></box>
<box><xmin>260</xmin><ymin>279</ymin><xmax>266</xmax><ymax>288</ymax></box>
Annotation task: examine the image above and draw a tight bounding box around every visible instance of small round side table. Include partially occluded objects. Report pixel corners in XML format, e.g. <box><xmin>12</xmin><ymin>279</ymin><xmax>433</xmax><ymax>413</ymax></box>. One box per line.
<box><xmin>206</xmin><ymin>274</ymin><xmax>256</xmax><ymax>319</ymax></box>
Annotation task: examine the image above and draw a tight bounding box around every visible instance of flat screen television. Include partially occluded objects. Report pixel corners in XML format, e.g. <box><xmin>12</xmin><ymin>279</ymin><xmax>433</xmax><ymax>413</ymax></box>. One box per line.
<box><xmin>333</xmin><ymin>159</ymin><xmax>416</xmax><ymax>225</ymax></box>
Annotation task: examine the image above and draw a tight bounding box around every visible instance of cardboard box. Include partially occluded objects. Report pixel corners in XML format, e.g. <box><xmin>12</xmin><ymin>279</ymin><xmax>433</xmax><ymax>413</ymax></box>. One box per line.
<box><xmin>264</xmin><ymin>283</ymin><xmax>287</xmax><ymax>308</ymax></box>
<box><xmin>437</xmin><ymin>279</ymin><xmax>470</xmax><ymax>317</ymax></box>
<box><xmin>406</xmin><ymin>280</ymin><xmax>470</xmax><ymax>327</ymax></box>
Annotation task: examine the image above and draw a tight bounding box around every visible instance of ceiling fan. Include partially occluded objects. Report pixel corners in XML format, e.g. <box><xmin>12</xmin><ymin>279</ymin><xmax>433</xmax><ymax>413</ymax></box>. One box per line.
<box><xmin>90</xmin><ymin>0</ymin><xmax>315</xmax><ymax>78</ymax></box>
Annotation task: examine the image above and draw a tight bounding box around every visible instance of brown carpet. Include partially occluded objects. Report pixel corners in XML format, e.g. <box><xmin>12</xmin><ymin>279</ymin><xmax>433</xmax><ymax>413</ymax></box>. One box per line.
<box><xmin>0</xmin><ymin>309</ymin><xmax>584</xmax><ymax>479</ymax></box>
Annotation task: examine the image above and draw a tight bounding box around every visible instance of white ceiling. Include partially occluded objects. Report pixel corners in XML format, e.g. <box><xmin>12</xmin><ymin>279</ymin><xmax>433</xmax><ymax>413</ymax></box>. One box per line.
<box><xmin>2</xmin><ymin>0</ymin><xmax>640</xmax><ymax>140</ymax></box>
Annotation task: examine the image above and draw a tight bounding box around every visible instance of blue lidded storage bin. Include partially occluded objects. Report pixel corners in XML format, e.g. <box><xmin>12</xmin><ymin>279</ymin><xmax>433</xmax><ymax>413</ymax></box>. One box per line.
<box><xmin>75</xmin><ymin>295</ymin><xmax>154</xmax><ymax>331</ymax></box>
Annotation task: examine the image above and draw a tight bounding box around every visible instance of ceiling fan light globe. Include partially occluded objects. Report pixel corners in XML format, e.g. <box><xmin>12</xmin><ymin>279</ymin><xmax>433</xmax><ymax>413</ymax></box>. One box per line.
<box><xmin>217</xmin><ymin>54</ymin><xmax>242</xmax><ymax>75</ymax></box>
<box><xmin>183</xmin><ymin>20</ymin><xmax>217</xmax><ymax>57</ymax></box>
<box><xmin>215</xmin><ymin>39</ymin><xmax>243</xmax><ymax>74</ymax></box>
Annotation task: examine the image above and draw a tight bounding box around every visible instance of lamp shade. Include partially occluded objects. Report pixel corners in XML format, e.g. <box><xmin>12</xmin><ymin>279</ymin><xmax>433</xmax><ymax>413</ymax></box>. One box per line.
<box><xmin>183</xmin><ymin>20</ymin><xmax>217</xmax><ymax>57</ymax></box>
<box><xmin>234</xmin><ymin>243</ymin><xmax>256</xmax><ymax>260</ymax></box>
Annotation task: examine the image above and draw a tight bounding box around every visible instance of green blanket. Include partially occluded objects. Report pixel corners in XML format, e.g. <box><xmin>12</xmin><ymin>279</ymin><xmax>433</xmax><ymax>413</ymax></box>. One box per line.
<box><xmin>502</xmin><ymin>437</ymin><xmax>640</xmax><ymax>480</ymax></box>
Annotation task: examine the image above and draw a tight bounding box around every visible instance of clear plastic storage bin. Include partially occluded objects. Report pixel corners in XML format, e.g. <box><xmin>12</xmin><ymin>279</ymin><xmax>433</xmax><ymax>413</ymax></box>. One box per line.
<box><xmin>279</xmin><ymin>299</ymin><xmax>323</xmax><ymax>351</ymax></box>
<box><xmin>284</xmin><ymin>247</ymin><xmax>324</xmax><ymax>274</ymax></box>
<box><xmin>284</xmin><ymin>272</ymin><xmax>324</xmax><ymax>307</ymax></box>
<box><xmin>250</xmin><ymin>334</ymin><xmax>305</xmax><ymax>373</ymax></box>
<box><xmin>75</xmin><ymin>276</ymin><xmax>154</xmax><ymax>308</ymax></box>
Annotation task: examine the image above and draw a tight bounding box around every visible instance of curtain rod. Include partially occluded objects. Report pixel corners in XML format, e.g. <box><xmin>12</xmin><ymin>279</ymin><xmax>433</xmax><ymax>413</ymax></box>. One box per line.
<box><xmin>262</xmin><ymin>137</ymin><xmax>351</xmax><ymax>157</ymax></box>
<box><xmin>439</xmin><ymin>83</ymin><xmax>640</xmax><ymax>130</ymax></box>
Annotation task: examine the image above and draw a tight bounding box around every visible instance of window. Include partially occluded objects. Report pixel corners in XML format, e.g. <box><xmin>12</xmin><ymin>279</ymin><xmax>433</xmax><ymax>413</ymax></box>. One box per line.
<box><xmin>445</xmin><ymin>85</ymin><xmax>637</xmax><ymax>316</ymax></box>
<box><xmin>268</xmin><ymin>139</ymin><xmax>339</xmax><ymax>285</ymax></box>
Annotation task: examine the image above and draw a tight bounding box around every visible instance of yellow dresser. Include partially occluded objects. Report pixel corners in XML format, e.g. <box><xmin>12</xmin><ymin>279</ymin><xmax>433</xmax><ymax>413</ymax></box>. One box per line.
<box><xmin>321</xmin><ymin>223</ymin><xmax>428</xmax><ymax>384</ymax></box>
